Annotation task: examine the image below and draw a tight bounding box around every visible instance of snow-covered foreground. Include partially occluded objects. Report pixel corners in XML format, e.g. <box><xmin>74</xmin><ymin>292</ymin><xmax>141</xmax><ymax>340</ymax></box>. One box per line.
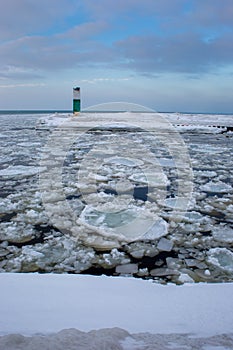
<box><xmin>0</xmin><ymin>273</ymin><xmax>233</xmax><ymax>349</ymax></box>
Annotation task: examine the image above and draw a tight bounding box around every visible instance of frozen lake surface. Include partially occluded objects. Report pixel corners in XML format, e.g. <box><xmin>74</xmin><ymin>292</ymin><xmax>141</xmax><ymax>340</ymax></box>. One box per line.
<box><xmin>0</xmin><ymin>112</ymin><xmax>233</xmax><ymax>348</ymax></box>
<box><xmin>0</xmin><ymin>111</ymin><xmax>232</xmax><ymax>284</ymax></box>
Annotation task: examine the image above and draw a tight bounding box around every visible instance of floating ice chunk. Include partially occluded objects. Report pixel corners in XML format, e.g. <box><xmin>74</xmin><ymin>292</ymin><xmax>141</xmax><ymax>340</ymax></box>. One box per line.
<box><xmin>88</xmin><ymin>173</ymin><xmax>108</xmax><ymax>182</ymax></box>
<box><xmin>130</xmin><ymin>249</ymin><xmax>145</xmax><ymax>259</ymax></box>
<box><xmin>157</xmin><ymin>237</ymin><xmax>174</xmax><ymax>251</ymax></box>
<box><xmin>168</xmin><ymin>211</ymin><xmax>204</xmax><ymax>224</ymax></box>
<box><xmin>0</xmin><ymin>165</ymin><xmax>46</xmax><ymax>177</ymax></box>
<box><xmin>184</xmin><ymin>211</ymin><xmax>204</xmax><ymax>223</ymax></box>
<box><xmin>115</xmin><ymin>180</ymin><xmax>134</xmax><ymax>193</ymax></box>
<box><xmin>13</xmin><ymin>209</ymin><xmax>48</xmax><ymax>225</ymax></box>
<box><xmin>178</xmin><ymin>273</ymin><xmax>195</xmax><ymax>283</ymax></box>
<box><xmin>80</xmin><ymin>234</ymin><xmax>121</xmax><ymax>250</ymax></box>
<box><xmin>150</xmin><ymin>267</ymin><xmax>179</xmax><ymax>277</ymax></box>
<box><xmin>77</xmin><ymin>182</ymin><xmax>97</xmax><ymax>194</ymax></box>
<box><xmin>0</xmin><ymin>247</ymin><xmax>9</xmax><ymax>257</ymax></box>
<box><xmin>200</xmin><ymin>181</ymin><xmax>232</xmax><ymax>193</ymax></box>
<box><xmin>203</xmin><ymin>145</ymin><xmax>228</xmax><ymax>153</ymax></box>
<box><xmin>80</xmin><ymin>206</ymin><xmax>138</xmax><ymax>228</ymax></box>
<box><xmin>104</xmin><ymin>156</ymin><xmax>144</xmax><ymax>167</ymax></box>
<box><xmin>159</xmin><ymin>158</ymin><xmax>176</xmax><ymax>168</ymax></box>
<box><xmin>207</xmin><ymin>248</ymin><xmax>233</xmax><ymax>273</ymax></box>
<box><xmin>78</xmin><ymin>205</ymin><xmax>168</xmax><ymax>247</ymax></box>
<box><xmin>184</xmin><ymin>259</ymin><xmax>207</xmax><ymax>269</ymax></box>
<box><xmin>13</xmin><ymin>238</ymin><xmax>96</xmax><ymax>273</ymax></box>
<box><xmin>129</xmin><ymin>172</ymin><xmax>169</xmax><ymax>187</ymax></box>
<box><xmin>128</xmin><ymin>173</ymin><xmax>147</xmax><ymax>184</ymax></box>
<box><xmin>100</xmin><ymin>249</ymin><xmax>130</xmax><ymax>268</ymax></box>
<box><xmin>41</xmin><ymin>191</ymin><xmax>65</xmax><ymax>203</ymax></box>
<box><xmin>0</xmin><ymin>198</ymin><xmax>18</xmax><ymax>213</ymax></box>
<box><xmin>141</xmin><ymin>218</ymin><xmax>168</xmax><ymax>240</ymax></box>
<box><xmin>161</xmin><ymin>197</ymin><xmax>195</xmax><ymax>210</ymax></box>
<box><xmin>195</xmin><ymin>170</ymin><xmax>217</xmax><ymax>178</ymax></box>
<box><xmin>126</xmin><ymin>242</ymin><xmax>158</xmax><ymax>258</ymax></box>
<box><xmin>212</xmin><ymin>226</ymin><xmax>233</xmax><ymax>243</ymax></box>
<box><xmin>0</xmin><ymin>156</ymin><xmax>13</xmax><ymax>164</ymax></box>
<box><xmin>0</xmin><ymin>222</ymin><xmax>35</xmax><ymax>243</ymax></box>
<box><xmin>137</xmin><ymin>267</ymin><xmax>149</xmax><ymax>276</ymax></box>
<box><xmin>116</xmin><ymin>263</ymin><xmax>138</xmax><ymax>274</ymax></box>
<box><xmin>19</xmin><ymin>142</ymin><xmax>41</xmax><ymax>147</ymax></box>
<box><xmin>22</xmin><ymin>246</ymin><xmax>44</xmax><ymax>260</ymax></box>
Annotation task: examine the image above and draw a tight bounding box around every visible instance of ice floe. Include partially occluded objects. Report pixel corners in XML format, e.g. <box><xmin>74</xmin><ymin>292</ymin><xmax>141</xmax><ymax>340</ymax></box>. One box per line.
<box><xmin>104</xmin><ymin>156</ymin><xmax>144</xmax><ymax>167</ymax></box>
<box><xmin>0</xmin><ymin>112</ymin><xmax>232</xmax><ymax>283</ymax></box>
<box><xmin>207</xmin><ymin>248</ymin><xmax>233</xmax><ymax>273</ymax></box>
<box><xmin>0</xmin><ymin>165</ymin><xmax>44</xmax><ymax>177</ymax></box>
<box><xmin>200</xmin><ymin>181</ymin><xmax>233</xmax><ymax>193</ymax></box>
<box><xmin>212</xmin><ymin>225</ymin><xmax>233</xmax><ymax>243</ymax></box>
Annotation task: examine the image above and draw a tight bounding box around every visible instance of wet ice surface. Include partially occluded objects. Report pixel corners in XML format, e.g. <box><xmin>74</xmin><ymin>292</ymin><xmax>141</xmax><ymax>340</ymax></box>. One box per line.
<box><xmin>0</xmin><ymin>112</ymin><xmax>233</xmax><ymax>284</ymax></box>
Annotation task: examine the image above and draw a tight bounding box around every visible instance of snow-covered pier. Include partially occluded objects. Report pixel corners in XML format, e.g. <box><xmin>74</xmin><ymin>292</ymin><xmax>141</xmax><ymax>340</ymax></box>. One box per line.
<box><xmin>36</xmin><ymin>111</ymin><xmax>233</xmax><ymax>135</ymax></box>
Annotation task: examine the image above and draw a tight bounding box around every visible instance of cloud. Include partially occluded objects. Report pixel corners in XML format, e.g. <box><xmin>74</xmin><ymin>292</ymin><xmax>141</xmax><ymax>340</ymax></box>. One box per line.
<box><xmin>1</xmin><ymin>28</ymin><xmax>232</xmax><ymax>79</ymax></box>
<box><xmin>0</xmin><ymin>65</ymin><xmax>44</xmax><ymax>80</ymax></box>
<box><xmin>0</xmin><ymin>32</ymin><xmax>119</xmax><ymax>79</ymax></box>
<box><xmin>114</xmin><ymin>30</ymin><xmax>233</xmax><ymax>75</ymax></box>
<box><xmin>61</xmin><ymin>21</ymin><xmax>108</xmax><ymax>41</ymax></box>
<box><xmin>0</xmin><ymin>83</ymin><xmax>45</xmax><ymax>88</ymax></box>
<box><xmin>0</xmin><ymin>0</ymin><xmax>232</xmax><ymax>82</ymax></box>
<box><xmin>0</xmin><ymin>0</ymin><xmax>80</xmax><ymax>40</ymax></box>
<box><xmin>83</xmin><ymin>0</ymin><xmax>187</xmax><ymax>19</ymax></box>
<box><xmin>0</xmin><ymin>18</ymin><xmax>113</xmax><ymax>74</ymax></box>
<box><xmin>190</xmin><ymin>0</ymin><xmax>233</xmax><ymax>27</ymax></box>
<box><xmin>80</xmin><ymin>77</ymin><xmax>131</xmax><ymax>84</ymax></box>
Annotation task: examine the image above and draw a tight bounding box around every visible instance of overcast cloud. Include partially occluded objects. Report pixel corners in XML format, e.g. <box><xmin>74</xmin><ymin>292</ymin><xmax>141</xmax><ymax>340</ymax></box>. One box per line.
<box><xmin>0</xmin><ymin>0</ymin><xmax>232</xmax><ymax>111</ymax></box>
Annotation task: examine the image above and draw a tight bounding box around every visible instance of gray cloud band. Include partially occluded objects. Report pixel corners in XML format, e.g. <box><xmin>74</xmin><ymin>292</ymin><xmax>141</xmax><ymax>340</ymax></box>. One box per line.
<box><xmin>39</xmin><ymin>109</ymin><xmax>193</xmax><ymax>249</ymax></box>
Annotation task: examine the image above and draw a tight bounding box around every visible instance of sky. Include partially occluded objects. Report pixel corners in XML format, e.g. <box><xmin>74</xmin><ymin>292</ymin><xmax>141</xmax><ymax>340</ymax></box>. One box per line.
<box><xmin>0</xmin><ymin>0</ymin><xmax>233</xmax><ymax>112</ymax></box>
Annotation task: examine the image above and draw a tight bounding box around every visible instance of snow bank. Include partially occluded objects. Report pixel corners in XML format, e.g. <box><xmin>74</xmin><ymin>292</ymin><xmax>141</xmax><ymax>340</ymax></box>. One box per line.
<box><xmin>0</xmin><ymin>273</ymin><xmax>233</xmax><ymax>337</ymax></box>
<box><xmin>1</xmin><ymin>328</ymin><xmax>233</xmax><ymax>350</ymax></box>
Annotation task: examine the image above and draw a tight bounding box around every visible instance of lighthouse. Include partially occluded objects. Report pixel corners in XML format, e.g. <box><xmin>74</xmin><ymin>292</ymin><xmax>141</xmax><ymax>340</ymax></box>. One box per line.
<box><xmin>73</xmin><ymin>87</ymin><xmax>81</xmax><ymax>115</ymax></box>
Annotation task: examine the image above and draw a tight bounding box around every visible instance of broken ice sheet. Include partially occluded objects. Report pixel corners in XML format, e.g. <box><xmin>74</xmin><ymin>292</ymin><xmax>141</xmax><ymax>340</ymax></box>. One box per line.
<box><xmin>211</xmin><ymin>225</ymin><xmax>233</xmax><ymax>243</ymax></box>
<box><xmin>78</xmin><ymin>205</ymin><xmax>168</xmax><ymax>245</ymax></box>
<box><xmin>0</xmin><ymin>221</ymin><xmax>36</xmax><ymax>244</ymax></box>
<box><xmin>159</xmin><ymin>197</ymin><xmax>195</xmax><ymax>210</ymax></box>
<box><xmin>158</xmin><ymin>157</ymin><xmax>176</xmax><ymax>168</ymax></box>
<box><xmin>0</xmin><ymin>165</ymin><xmax>46</xmax><ymax>178</ymax></box>
<box><xmin>104</xmin><ymin>156</ymin><xmax>144</xmax><ymax>167</ymax></box>
<box><xmin>194</xmin><ymin>170</ymin><xmax>217</xmax><ymax>178</ymax></box>
<box><xmin>207</xmin><ymin>248</ymin><xmax>233</xmax><ymax>273</ymax></box>
<box><xmin>194</xmin><ymin>145</ymin><xmax>227</xmax><ymax>154</ymax></box>
<box><xmin>200</xmin><ymin>181</ymin><xmax>233</xmax><ymax>193</ymax></box>
<box><xmin>129</xmin><ymin>171</ymin><xmax>170</xmax><ymax>188</ymax></box>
